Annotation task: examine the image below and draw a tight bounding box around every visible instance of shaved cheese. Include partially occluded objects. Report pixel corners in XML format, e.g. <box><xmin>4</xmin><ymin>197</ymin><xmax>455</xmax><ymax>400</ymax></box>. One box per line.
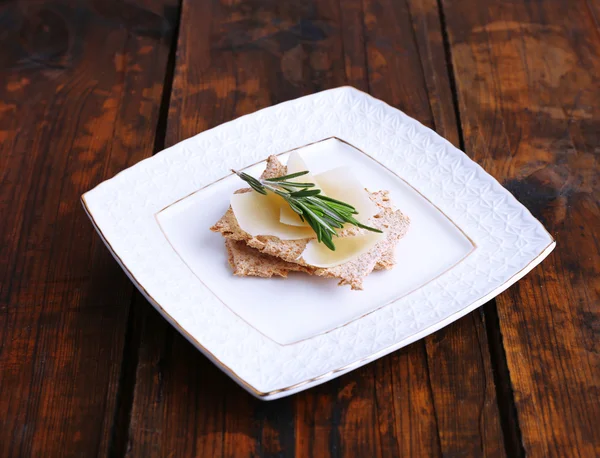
<box><xmin>231</xmin><ymin>191</ymin><xmax>314</xmax><ymax>240</ymax></box>
<box><xmin>279</xmin><ymin>151</ymin><xmax>319</xmax><ymax>227</ymax></box>
<box><xmin>280</xmin><ymin>203</ymin><xmax>309</xmax><ymax>227</ymax></box>
<box><xmin>232</xmin><ymin>151</ymin><xmax>381</xmax><ymax>256</ymax></box>
<box><xmin>314</xmin><ymin>167</ymin><xmax>378</xmax><ymax>223</ymax></box>
<box><xmin>301</xmin><ymin>232</ymin><xmax>385</xmax><ymax>268</ymax></box>
<box><xmin>286</xmin><ymin>151</ymin><xmax>310</xmax><ymax>178</ymax></box>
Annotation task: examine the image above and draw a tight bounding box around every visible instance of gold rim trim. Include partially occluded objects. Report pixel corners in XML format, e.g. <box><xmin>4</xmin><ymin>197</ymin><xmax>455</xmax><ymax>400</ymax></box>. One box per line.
<box><xmin>155</xmin><ymin>137</ymin><xmax>477</xmax><ymax>347</ymax></box>
<box><xmin>83</xmin><ymin>190</ymin><xmax>556</xmax><ymax>398</ymax></box>
<box><xmin>81</xmin><ymin>194</ymin><xmax>269</xmax><ymax>397</ymax></box>
<box><xmin>80</xmin><ymin>87</ymin><xmax>557</xmax><ymax>397</ymax></box>
<box><xmin>155</xmin><ymin>136</ymin><xmax>477</xmax><ymax>249</ymax></box>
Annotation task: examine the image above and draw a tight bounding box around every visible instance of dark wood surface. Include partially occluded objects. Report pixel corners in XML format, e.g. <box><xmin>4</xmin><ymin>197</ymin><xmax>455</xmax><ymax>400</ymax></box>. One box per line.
<box><xmin>1</xmin><ymin>0</ymin><xmax>598</xmax><ymax>456</ymax></box>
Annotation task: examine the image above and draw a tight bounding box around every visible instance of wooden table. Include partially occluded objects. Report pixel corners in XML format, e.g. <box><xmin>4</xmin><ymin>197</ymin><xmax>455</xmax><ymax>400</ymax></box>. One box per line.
<box><xmin>2</xmin><ymin>0</ymin><xmax>598</xmax><ymax>456</ymax></box>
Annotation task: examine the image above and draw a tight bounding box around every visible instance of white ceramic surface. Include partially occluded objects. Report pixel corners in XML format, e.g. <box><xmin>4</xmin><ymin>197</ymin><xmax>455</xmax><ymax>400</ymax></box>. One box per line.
<box><xmin>156</xmin><ymin>138</ymin><xmax>474</xmax><ymax>345</ymax></box>
<box><xmin>83</xmin><ymin>87</ymin><xmax>555</xmax><ymax>400</ymax></box>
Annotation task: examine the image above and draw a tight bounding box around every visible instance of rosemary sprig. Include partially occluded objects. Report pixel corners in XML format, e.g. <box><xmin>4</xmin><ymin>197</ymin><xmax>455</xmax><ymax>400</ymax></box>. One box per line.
<box><xmin>232</xmin><ymin>169</ymin><xmax>382</xmax><ymax>250</ymax></box>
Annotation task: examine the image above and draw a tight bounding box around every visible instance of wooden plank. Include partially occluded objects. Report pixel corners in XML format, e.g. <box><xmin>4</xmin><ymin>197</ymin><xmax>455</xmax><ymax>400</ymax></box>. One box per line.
<box><xmin>126</xmin><ymin>0</ymin><xmax>505</xmax><ymax>456</ymax></box>
<box><xmin>405</xmin><ymin>0</ymin><xmax>460</xmax><ymax>147</ymax></box>
<box><xmin>363</xmin><ymin>0</ymin><xmax>506</xmax><ymax>455</ymax></box>
<box><xmin>441</xmin><ymin>0</ymin><xmax>600</xmax><ymax>455</ymax></box>
<box><xmin>0</xmin><ymin>0</ymin><xmax>178</xmax><ymax>456</ymax></box>
<box><xmin>126</xmin><ymin>0</ymin><xmax>338</xmax><ymax>454</ymax></box>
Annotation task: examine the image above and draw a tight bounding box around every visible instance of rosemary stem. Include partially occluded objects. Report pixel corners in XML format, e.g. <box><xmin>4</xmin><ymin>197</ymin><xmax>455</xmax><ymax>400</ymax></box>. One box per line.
<box><xmin>232</xmin><ymin>168</ymin><xmax>382</xmax><ymax>250</ymax></box>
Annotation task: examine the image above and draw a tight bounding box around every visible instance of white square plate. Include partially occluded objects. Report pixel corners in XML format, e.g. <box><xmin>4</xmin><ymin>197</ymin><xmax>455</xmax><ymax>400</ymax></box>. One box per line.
<box><xmin>83</xmin><ymin>87</ymin><xmax>554</xmax><ymax>400</ymax></box>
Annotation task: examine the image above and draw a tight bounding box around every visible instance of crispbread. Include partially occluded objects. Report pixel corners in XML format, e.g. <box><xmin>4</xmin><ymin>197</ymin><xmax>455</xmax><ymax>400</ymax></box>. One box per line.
<box><xmin>308</xmin><ymin>191</ymin><xmax>409</xmax><ymax>289</ymax></box>
<box><xmin>211</xmin><ymin>156</ymin><xmax>410</xmax><ymax>289</ymax></box>
<box><xmin>221</xmin><ymin>191</ymin><xmax>408</xmax><ymax>287</ymax></box>
<box><xmin>225</xmin><ymin>239</ymin><xmax>311</xmax><ymax>278</ymax></box>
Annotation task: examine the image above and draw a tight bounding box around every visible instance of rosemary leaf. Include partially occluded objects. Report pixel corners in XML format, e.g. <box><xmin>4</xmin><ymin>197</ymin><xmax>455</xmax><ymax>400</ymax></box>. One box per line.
<box><xmin>313</xmin><ymin>194</ymin><xmax>356</xmax><ymax>210</ymax></box>
<box><xmin>232</xmin><ymin>168</ymin><xmax>382</xmax><ymax>250</ymax></box>
<box><xmin>270</xmin><ymin>181</ymin><xmax>315</xmax><ymax>188</ymax></box>
<box><xmin>289</xmin><ymin>189</ymin><xmax>321</xmax><ymax>198</ymax></box>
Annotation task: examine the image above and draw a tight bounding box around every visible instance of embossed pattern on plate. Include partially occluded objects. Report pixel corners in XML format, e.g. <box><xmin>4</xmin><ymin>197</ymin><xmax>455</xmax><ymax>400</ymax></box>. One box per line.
<box><xmin>83</xmin><ymin>87</ymin><xmax>555</xmax><ymax>399</ymax></box>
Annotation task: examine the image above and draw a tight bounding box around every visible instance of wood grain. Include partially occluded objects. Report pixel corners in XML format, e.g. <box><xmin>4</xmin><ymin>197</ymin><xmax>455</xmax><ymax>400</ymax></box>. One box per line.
<box><xmin>124</xmin><ymin>0</ymin><xmax>506</xmax><ymax>456</ymax></box>
<box><xmin>127</xmin><ymin>0</ymin><xmax>346</xmax><ymax>455</ymax></box>
<box><xmin>363</xmin><ymin>0</ymin><xmax>506</xmax><ymax>455</ymax></box>
<box><xmin>2</xmin><ymin>0</ymin><xmax>595</xmax><ymax>456</ymax></box>
<box><xmin>441</xmin><ymin>0</ymin><xmax>600</xmax><ymax>455</ymax></box>
<box><xmin>0</xmin><ymin>0</ymin><xmax>178</xmax><ymax>456</ymax></box>
<box><xmin>128</xmin><ymin>1</ymin><xmax>344</xmax><ymax>456</ymax></box>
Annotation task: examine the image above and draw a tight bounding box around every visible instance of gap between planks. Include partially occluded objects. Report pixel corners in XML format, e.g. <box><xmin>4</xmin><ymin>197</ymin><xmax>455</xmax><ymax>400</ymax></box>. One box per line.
<box><xmin>107</xmin><ymin>2</ymin><xmax>184</xmax><ymax>455</ymax></box>
<box><xmin>106</xmin><ymin>2</ymin><xmax>525</xmax><ymax>456</ymax></box>
<box><xmin>435</xmin><ymin>0</ymin><xmax>525</xmax><ymax>455</ymax></box>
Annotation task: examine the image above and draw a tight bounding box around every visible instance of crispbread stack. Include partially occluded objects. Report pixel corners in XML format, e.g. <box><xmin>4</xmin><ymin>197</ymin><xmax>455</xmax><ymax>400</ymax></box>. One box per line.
<box><xmin>211</xmin><ymin>156</ymin><xmax>410</xmax><ymax>290</ymax></box>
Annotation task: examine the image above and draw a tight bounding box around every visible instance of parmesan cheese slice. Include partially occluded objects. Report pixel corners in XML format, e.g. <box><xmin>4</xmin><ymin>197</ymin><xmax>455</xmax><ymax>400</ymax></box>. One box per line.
<box><xmin>279</xmin><ymin>151</ymin><xmax>318</xmax><ymax>227</ymax></box>
<box><xmin>286</xmin><ymin>150</ymin><xmax>311</xmax><ymax>179</ymax></box>
<box><xmin>301</xmin><ymin>231</ymin><xmax>385</xmax><ymax>268</ymax></box>
<box><xmin>279</xmin><ymin>154</ymin><xmax>377</xmax><ymax>227</ymax></box>
<box><xmin>280</xmin><ymin>204</ymin><xmax>309</xmax><ymax>227</ymax></box>
<box><xmin>314</xmin><ymin>167</ymin><xmax>378</xmax><ymax>224</ymax></box>
<box><xmin>231</xmin><ymin>191</ymin><xmax>314</xmax><ymax>240</ymax></box>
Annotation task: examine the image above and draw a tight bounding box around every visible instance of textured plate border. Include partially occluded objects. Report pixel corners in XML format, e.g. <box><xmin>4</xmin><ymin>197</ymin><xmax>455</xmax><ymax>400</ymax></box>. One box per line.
<box><xmin>82</xmin><ymin>86</ymin><xmax>555</xmax><ymax>400</ymax></box>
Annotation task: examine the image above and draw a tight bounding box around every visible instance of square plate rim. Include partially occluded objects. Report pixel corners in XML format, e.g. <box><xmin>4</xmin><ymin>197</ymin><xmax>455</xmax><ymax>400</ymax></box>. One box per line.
<box><xmin>154</xmin><ymin>135</ymin><xmax>478</xmax><ymax>347</ymax></box>
<box><xmin>82</xmin><ymin>86</ymin><xmax>556</xmax><ymax>399</ymax></box>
